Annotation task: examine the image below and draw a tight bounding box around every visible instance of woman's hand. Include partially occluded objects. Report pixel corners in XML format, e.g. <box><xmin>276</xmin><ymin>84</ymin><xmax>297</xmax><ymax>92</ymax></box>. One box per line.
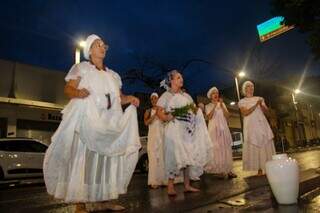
<box><xmin>257</xmin><ymin>98</ymin><xmax>263</xmax><ymax>106</ymax></box>
<box><xmin>64</xmin><ymin>78</ymin><xmax>90</xmax><ymax>99</ymax></box>
<box><xmin>166</xmin><ymin>113</ymin><xmax>174</xmax><ymax>121</ymax></box>
<box><xmin>77</xmin><ymin>88</ymin><xmax>90</xmax><ymax>98</ymax></box>
<box><xmin>128</xmin><ymin>96</ymin><xmax>140</xmax><ymax>107</ymax></box>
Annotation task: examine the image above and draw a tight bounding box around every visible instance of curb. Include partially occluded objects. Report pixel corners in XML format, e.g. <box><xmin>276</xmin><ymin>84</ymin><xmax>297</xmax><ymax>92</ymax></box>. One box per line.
<box><xmin>232</xmin><ymin>145</ymin><xmax>320</xmax><ymax>160</ymax></box>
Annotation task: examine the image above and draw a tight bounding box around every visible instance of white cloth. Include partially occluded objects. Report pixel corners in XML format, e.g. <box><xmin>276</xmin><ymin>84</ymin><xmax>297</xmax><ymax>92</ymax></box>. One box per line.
<box><xmin>205</xmin><ymin>102</ymin><xmax>233</xmax><ymax>174</ymax></box>
<box><xmin>147</xmin><ymin>108</ymin><xmax>166</xmax><ymax>186</ymax></box>
<box><xmin>157</xmin><ymin>91</ymin><xmax>213</xmax><ymax>180</ymax></box>
<box><xmin>43</xmin><ymin>61</ymin><xmax>141</xmax><ymax>202</ymax></box>
<box><xmin>238</xmin><ymin>97</ymin><xmax>274</xmax><ymax>147</ymax></box>
<box><xmin>83</xmin><ymin>34</ymin><xmax>101</xmax><ymax>60</ymax></box>
<box><xmin>207</xmin><ymin>87</ymin><xmax>218</xmax><ymax>99</ymax></box>
<box><xmin>238</xmin><ymin>96</ymin><xmax>275</xmax><ymax>171</ymax></box>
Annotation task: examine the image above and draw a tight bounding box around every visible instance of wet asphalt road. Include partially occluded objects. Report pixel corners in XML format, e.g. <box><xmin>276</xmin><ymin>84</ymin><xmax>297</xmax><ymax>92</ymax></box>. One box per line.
<box><xmin>0</xmin><ymin>149</ymin><xmax>319</xmax><ymax>213</ymax></box>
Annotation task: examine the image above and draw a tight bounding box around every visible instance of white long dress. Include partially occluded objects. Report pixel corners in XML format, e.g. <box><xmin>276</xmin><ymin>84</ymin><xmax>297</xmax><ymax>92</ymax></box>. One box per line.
<box><xmin>43</xmin><ymin>61</ymin><xmax>141</xmax><ymax>203</ymax></box>
<box><xmin>205</xmin><ymin>102</ymin><xmax>233</xmax><ymax>174</ymax></box>
<box><xmin>147</xmin><ymin>108</ymin><xmax>166</xmax><ymax>186</ymax></box>
<box><xmin>157</xmin><ymin>91</ymin><xmax>213</xmax><ymax>180</ymax></box>
<box><xmin>238</xmin><ymin>96</ymin><xmax>275</xmax><ymax>171</ymax></box>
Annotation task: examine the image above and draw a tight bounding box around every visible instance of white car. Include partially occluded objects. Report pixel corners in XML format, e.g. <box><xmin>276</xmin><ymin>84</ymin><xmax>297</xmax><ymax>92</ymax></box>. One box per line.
<box><xmin>231</xmin><ymin>132</ymin><xmax>243</xmax><ymax>149</ymax></box>
<box><xmin>0</xmin><ymin>138</ymin><xmax>48</xmax><ymax>180</ymax></box>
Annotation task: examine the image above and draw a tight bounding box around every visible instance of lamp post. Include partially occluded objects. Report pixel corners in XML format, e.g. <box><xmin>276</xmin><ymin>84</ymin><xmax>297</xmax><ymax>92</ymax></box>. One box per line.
<box><xmin>292</xmin><ymin>88</ymin><xmax>301</xmax><ymax>146</ymax></box>
<box><xmin>75</xmin><ymin>40</ymin><xmax>86</xmax><ymax>64</ymax></box>
<box><xmin>235</xmin><ymin>71</ymin><xmax>246</xmax><ymax>102</ymax></box>
<box><xmin>234</xmin><ymin>71</ymin><xmax>246</xmax><ymax>136</ymax></box>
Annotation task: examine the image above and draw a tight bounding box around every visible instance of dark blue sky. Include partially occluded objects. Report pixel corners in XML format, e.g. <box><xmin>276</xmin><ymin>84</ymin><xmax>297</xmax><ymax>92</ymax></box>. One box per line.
<box><xmin>0</xmin><ymin>0</ymin><xmax>319</xmax><ymax>95</ymax></box>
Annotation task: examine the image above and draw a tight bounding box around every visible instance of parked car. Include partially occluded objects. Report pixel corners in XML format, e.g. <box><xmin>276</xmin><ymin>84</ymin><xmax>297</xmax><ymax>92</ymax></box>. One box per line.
<box><xmin>136</xmin><ymin>136</ymin><xmax>148</xmax><ymax>173</ymax></box>
<box><xmin>231</xmin><ymin>132</ymin><xmax>243</xmax><ymax>149</ymax></box>
<box><xmin>0</xmin><ymin>138</ymin><xmax>48</xmax><ymax>180</ymax></box>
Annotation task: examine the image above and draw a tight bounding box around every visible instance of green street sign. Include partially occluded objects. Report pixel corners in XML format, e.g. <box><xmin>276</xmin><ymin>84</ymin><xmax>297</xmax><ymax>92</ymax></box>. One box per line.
<box><xmin>257</xmin><ymin>17</ymin><xmax>294</xmax><ymax>42</ymax></box>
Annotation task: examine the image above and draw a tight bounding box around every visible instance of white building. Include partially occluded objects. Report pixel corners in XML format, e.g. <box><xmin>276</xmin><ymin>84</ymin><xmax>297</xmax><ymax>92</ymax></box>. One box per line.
<box><xmin>0</xmin><ymin>59</ymin><xmax>68</xmax><ymax>145</ymax></box>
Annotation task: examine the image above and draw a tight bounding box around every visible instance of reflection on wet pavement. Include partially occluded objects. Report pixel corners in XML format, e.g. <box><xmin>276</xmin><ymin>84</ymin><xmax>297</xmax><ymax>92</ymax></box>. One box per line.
<box><xmin>0</xmin><ymin>149</ymin><xmax>319</xmax><ymax>212</ymax></box>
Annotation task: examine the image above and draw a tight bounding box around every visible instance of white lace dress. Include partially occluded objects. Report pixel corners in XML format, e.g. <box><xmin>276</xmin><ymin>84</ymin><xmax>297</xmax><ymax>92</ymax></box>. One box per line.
<box><xmin>238</xmin><ymin>96</ymin><xmax>275</xmax><ymax>171</ymax></box>
<box><xmin>205</xmin><ymin>102</ymin><xmax>233</xmax><ymax>174</ymax></box>
<box><xmin>147</xmin><ymin>108</ymin><xmax>166</xmax><ymax>186</ymax></box>
<box><xmin>43</xmin><ymin>61</ymin><xmax>141</xmax><ymax>202</ymax></box>
<box><xmin>157</xmin><ymin>91</ymin><xmax>213</xmax><ymax>180</ymax></box>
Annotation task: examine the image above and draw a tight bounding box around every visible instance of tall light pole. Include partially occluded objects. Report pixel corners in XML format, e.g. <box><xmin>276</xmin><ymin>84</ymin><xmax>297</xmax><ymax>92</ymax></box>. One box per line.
<box><xmin>75</xmin><ymin>40</ymin><xmax>86</xmax><ymax>64</ymax></box>
<box><xmin>292</xmin><ymin>88</ymin><xmax>302</xmax><ymax>146</ymax></box>
<box><xmin>235</xmin><ymin>71</ymin><xmax>246</xmax><ymax>101</ymax></box>
<box><xmin>291</xmin><ymin>88</ymin><xmax>300</xmax><ymax>110</ymax></box>
<box><xmin>234</xmin><ymin>71</ymin><xmax>246</xmax><ymax>136</ymax></box>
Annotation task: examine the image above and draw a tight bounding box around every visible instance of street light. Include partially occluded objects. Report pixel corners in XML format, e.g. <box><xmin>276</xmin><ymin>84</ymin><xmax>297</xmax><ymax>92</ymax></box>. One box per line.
<box><xmin>291</xmin><ymin>88</ymin><xmax>300</xmax><ymax>108</ymax></box>
<box><xmin>235</xmin><ymin>71</ymin><xmax>246</xmax><ymax>102</ymax></box>
<box><xmin>230</xmin><ymin>101</ymin><xmax>236</xmax><ymax>106</ymax></box>
<box><xmin>238</xmin><ymin>71</ymin><xmax>246</xmax><ymax>78</ymax></box>
<box><xmin>79</xmin><ymin>40</ymin><xmax>86</xmax><ymax>48</ymax></box>
<box><xmin>75</xmin><ymin>40</ymin><xmax>86</xmax><ymax>64</ymax></box>
<box><xmin>294</xmin><ymin>89</ymin><xmax>301</xmax><ymax>94</ymax></box>
<box><xmin>234</xmin><ymin>71</ymin><xmax>246</xmax><ymax>136</ymax></box>
<box><xmin>291</xmin><ymin>88</ymin><xmax>304</xmax><ymax>146</ymax></box>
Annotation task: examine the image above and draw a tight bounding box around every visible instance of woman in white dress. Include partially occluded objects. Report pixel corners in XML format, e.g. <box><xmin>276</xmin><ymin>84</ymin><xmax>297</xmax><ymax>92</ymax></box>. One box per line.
<box><xmin>205</xmin><ymin>87</ymin><xmax>237</xmax><ymax>178</ymax></box>
<box><xmin>144</xmin><ymin>93</ymin><xmax>166</xmax><ymax>188</ymax></box>
<box><xmin>157</xmin><ymin>70</ymin><xmax>213</xmax><ymax>196</ymax></box>
<box><xmin>238</xmin><ymin>81</ymin><xmax>275</xmax><ymax>176</ymax></box>
<box><xmin>43</xmin><ymin>34</ymin><xmax>141</xmax><ymax>212</ymax></box>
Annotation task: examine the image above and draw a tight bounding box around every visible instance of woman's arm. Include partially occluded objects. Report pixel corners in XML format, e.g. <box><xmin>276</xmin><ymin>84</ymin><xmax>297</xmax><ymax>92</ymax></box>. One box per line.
<box><xmin>156</xmin><ymin>106</ymin><xmax>173</xmax><ymax>122</ymax></box>
<box><xmin>260</xmin><ymin>98</ymin><xmax>269</xmax><ymax>113</ymax></box>
<box><xmin>240</xmin><ymin>99</ymin><xmax>262</xmax><ymax>116</ymax></box>
<box><xmin>144</xmin><ymin>109</ymin><xmax>156</xmax><ymax>126</ymax></box>
<box><xmin>64</xmin><ymin>77</ymin><xmax>90</xmax><ymax>99</ymax></box>
<box><xmin>120</xmin><ymin>91</ymin><xmax>140</xmax><ymax>107</ymax></box>
<box><xmin>206</xmin><ymin>104</ymin><xmax>217</xmax><ymax>120</ymax></box>
<box><xmin>221</xmin><ymin>102</ymin><xmax>230</xmax><ymax>118</ymax></box>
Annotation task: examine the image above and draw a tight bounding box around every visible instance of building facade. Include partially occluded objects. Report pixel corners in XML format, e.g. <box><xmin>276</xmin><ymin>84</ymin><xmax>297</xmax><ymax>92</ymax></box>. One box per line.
<box><xmin>0</xmin><ymin>59</ymin><xmax>67</xmax><ymax>144</ymax></box>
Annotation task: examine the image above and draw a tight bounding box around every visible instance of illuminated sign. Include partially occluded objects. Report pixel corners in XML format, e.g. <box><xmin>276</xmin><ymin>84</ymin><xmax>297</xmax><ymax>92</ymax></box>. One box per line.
<box><xmin>257</xmin><ymin>16</ymin><xmax>294</xmax><ymax>42</ymax></box>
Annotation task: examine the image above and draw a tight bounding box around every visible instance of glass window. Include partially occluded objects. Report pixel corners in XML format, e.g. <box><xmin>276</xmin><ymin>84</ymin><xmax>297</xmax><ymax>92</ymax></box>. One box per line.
<box><xmin>0</xmin><ymin>140</ymin><xmax>47</xmax><ymax>153</ymax></box>
<box><xmin>2</xmin><ymin>141</ymin><xmax>32</xmax><ymax>152</ymax></box>
<box><xmin>27</xmin><ymin>141</ymin><xmax>48</xmax><ymax>153</ymax></box>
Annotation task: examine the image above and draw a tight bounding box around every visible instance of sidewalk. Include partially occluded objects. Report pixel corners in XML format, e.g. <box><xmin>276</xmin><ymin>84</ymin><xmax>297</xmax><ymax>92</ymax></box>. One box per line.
<box><xmin>188</xmin><ymin>168</ymin><xmax>320</xmax><ymax>212</ymax></box>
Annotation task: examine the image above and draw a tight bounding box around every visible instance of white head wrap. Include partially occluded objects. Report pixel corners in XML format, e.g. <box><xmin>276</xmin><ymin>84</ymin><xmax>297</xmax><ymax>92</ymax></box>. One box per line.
<box><xmin>160</xmin><ymin>70</ymin><xmax>180</xmax><ymax>91</ymax></box>
<box><xmin>83</xmin><ymin>34</ymin><xmax>101</xmax><ymax>60</ymax></box>
<box><xmin>207</xmin><ymin>86</ymin><xmax>219</xmax><ymax>99</ymax></box>
<box><xmin>242</xmin><ymin>81</ymin><xmax>254</xmax><ymax>96</ymax></box>
<box><xmin>150</xmin><ymin>92</ymin><xmax>158</xmax><ymax>98</ymax></box>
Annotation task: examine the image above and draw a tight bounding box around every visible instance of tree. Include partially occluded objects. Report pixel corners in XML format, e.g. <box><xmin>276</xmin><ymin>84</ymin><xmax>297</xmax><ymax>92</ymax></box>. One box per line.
<box><xmin>122</xmin><ymin>55</ymin><xmax>174</xmax><ymax>90</ymax></box>
<box><xmin>271</xmin><ymin>0</ymin><xmax>320</xmax><ymax>59</ymax></box>
<box><xmin>249</xmin><ymin>44</ymin><xmax>282</xmax><ymax>79</ymax></box>
<box><xmin>122</xmin><ymin>54</ymin><xmax>230</xmax><ymax>91</ymax></box>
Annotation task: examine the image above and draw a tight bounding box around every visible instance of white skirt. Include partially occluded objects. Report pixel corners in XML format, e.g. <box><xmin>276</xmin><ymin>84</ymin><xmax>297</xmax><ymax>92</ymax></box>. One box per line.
<box><xmin>164</xmin><ymin>110</ymin><xmax>213</xmax><ymax>179</ymax></box>
<box><xmin>242</xmin><ymin>140</ymin><xmax>275</xmax><ymax>171</ymax></box>
<box><xmin>44</xmin><ymin>133</ymin><xmax>138</xmax><ymax>203</ymax></box>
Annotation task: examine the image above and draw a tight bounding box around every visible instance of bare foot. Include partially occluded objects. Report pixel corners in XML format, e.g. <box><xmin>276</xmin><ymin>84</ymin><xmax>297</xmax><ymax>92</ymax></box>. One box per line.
<box><xmin>184</xmin><ymin>186</ymin><xmax>200</xmax><ymax>193</ymax></box>
<box><xmin>228</xmin><ymin>172</ymin><xmax>237</xmax><ymax>179</ymax></box>
<box><xmin>106</xmin><ymin>204</ymin><xmax>126</xmax><ymax>211</ymax></box>
<box><xmin>150</xmin><ymin>185</ymin><xmax>159</xmax><ymax>189</ymax></box>
<box><xmin>167</xmin><ymin>186</ymin><xmax>177</xmax><ymax>196</ymax></box>
<box><xmin>257</xmin><ymin>169</ymin><xmax>263</xmax><ymax>176</ymax></box>
<box><xmin>75</xmin><ymin>204</ymin><xmax>88</xmax><ymax>213</ymax></box>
